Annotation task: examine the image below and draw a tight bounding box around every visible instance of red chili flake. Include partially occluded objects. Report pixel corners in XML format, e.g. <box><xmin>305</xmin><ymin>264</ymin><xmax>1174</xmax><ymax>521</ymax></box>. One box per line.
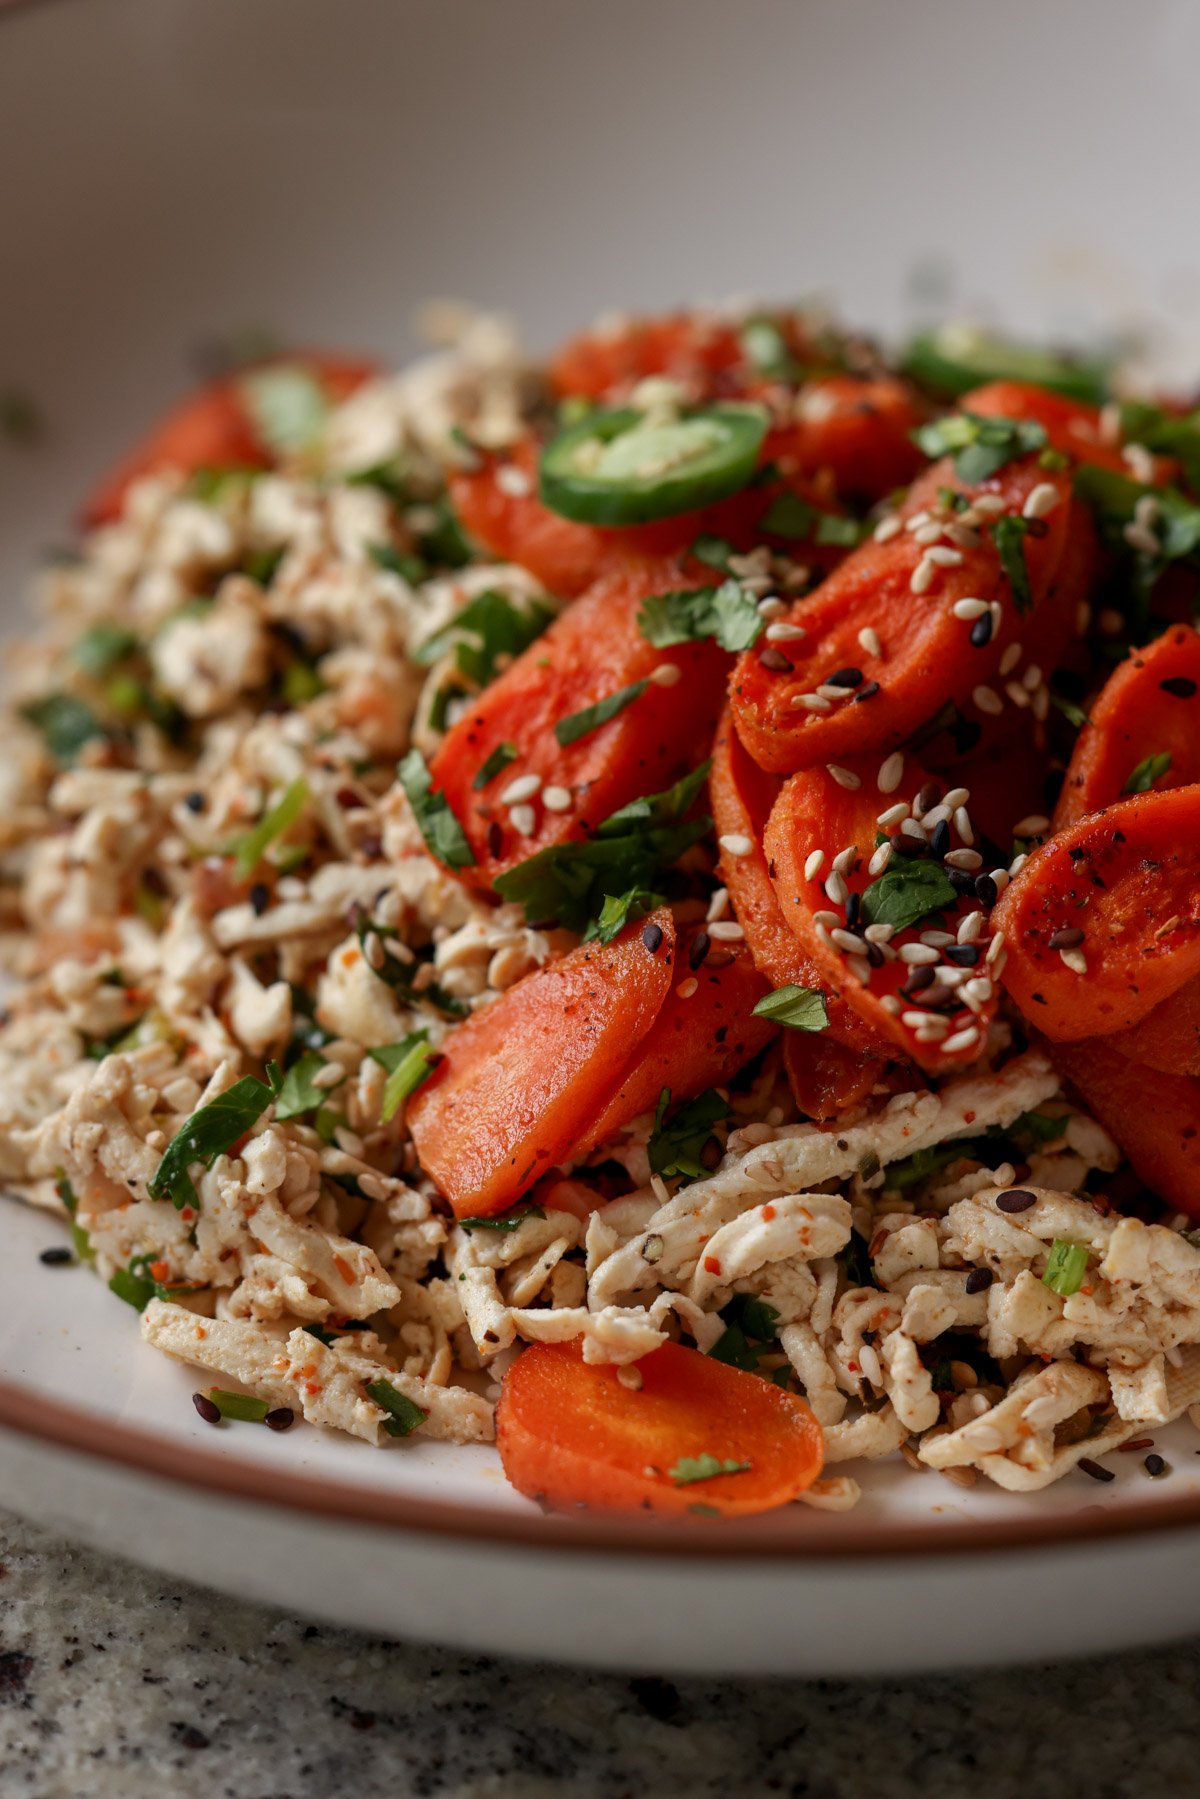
<box><xmin>762</xmin><ymin>1204</ymin><xmax>776</xmax><ymax>1221</ymax></box>
<box><xmin>703</xmin><ymin>1255</ymin><xmax>722</xmax><ymax>1276</ymax></box>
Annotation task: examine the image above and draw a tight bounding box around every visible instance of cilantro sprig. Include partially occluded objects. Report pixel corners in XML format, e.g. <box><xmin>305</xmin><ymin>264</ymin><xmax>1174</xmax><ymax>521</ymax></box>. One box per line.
<box><xmin>148</xmin><ymin>1072</ymin><xmax>280</xmax><ymax>1210</ymax></box>
<box><xmin>648</xmin><ymin>1087</ymin><xmax>730</xmax><ymax>1184</ymax></box>
<box><xmin>751</xmin><ymin>985</ymin><xmax>828</xmax><ymax>1032</ymax></box>
<box><xmin>397</xmin><ymin>749</ymin><xmax>475</xmax><ymax>869</ymax></box>
<box><xmin>1123</xmin><ymin>750</ymin><xmax>1172</xmax><ymax>795</ymax></box>
<box><xmin>637</xmin><ymin>581</ymin><xmax>763</xmax><ymax>652</ymax></box>
<box><xmin>861</xmin><ymin>860</ymin><xmax>957</xmax><ymax>934</ymax></box>
<box><xmin>369</xmin><ymin>1032</ymin><xmax>436</xmax><ymax>1123</ymax></box>
<box><xmin>912</xmin><ymin>411</ymin><xmax>1047</xmax><ymax>484</ymax></box>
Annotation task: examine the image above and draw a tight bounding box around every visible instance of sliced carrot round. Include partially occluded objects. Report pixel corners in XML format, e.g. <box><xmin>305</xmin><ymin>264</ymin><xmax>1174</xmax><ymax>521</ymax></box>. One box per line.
<box><xmin>765</xmin><ymin>373</ymin><xmax>925</xmax><ymax>501</ymax></box>
<box><xmin>1055</xmin><ymin>625</ymin><xmax>1200</xmax><ymax>828</ymax></box>
<box><xmin>428</xmin><ymin>556</ymin><xmax>729</xmax><ymax>891</ymax></box>
<box><xmin>763</xmin><ymin>756</ymin><xmax>1003</xmax><ymax>1073</ymax></box>
<box><xmin>496</xmin><ymin>1338</ymin><xmax>824</xmax><ymax>1517</ymax></box>
<box><xmin>1110</xmin><ymin>974</ymin><xmax>1200</xmax><ymax>1077</ymax></box>
<box><xmin>782</xmin><ymin>1030</ymin><xmax>888</xmax><ymax>1122</ymax></box>
<box><xmin>1048</xmin><ymin>1038</ymin><xmax>1200</xmax><ymax>1219</ymax></box>
<box><xmin>408</xmin><ymin>910</ymin><xmax>675</xmax><ymax>1217</ymax></box>
<box><xmin>962</xmin><ymin>379</ymin><xmax>1175</xmax><ymax>483</ymax></box>
<box><xmin>729</xmin><ymin>455</ymin><xmax>1073</xmax><ymax>774</ymax></box>
<box><xmin>993</xmin><ymin>787</ymin><xmax>1200</xmax><ymax>1040</ymax></box>
<box><xmin>576</xmin><ymin>934</ymin><xmax>776</xmax><ymax>1156</ymax></box>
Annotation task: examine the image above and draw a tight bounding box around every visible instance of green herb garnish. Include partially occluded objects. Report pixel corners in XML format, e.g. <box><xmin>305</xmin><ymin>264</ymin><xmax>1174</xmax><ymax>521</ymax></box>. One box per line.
<box><xmin>55</xmin><ymin>1170</ymin><xmax>93</xmax><ymax>1262</ymax></box>
<box><xmin>669</xmin><ymin>1453</ymin><xmax>752</xmax><ymax>1486</ymax></box>
<box><xmin>364</xmin><ymin>1378</ymin><xmax>427</xmax><ymax>1437</ymax></box>
<box><xmin>414</xmin><ymin>589</ymin><xmax>554</xmax><ymax>689</ymax></box>
<box><xmin>210</xmin><ymin>1388</ymin><xmax>271</xmax><ymax>1423</ymax></box>
<box><xmin>637</xmin><ymin>579</ymin><xmax>763</xmax><ymax>653</ymax></box>
<box><xmin>148</xmin><ymin>1074</ymin><xmax>278</xmax><ymax>1210</ymax></box>
<box><xmin>912</xmin><ymin>412</ymin><xmax>1047</xmax><ymax>485</ymax></box>
<box><xmin>990</xmin><ymin>514</ymin><xmax>1034</xmax><ymax>615</ymax></box>
<box><xmin>397</xmin><ymin>749</ymin><xmax>475</xmax><ymax>869</ymax></box>
<box><xmin>458</xmin><ymin>1205</ymin><xmax>546</xmax><ymax>1235</ymax></box>
<box><xmin>355</xmin><ymin>917</ymin><xmax>468</xmax><ymax>1020</ymax></box>
<box><xmin>237</xmin><ymin>364</ymin><xmax>329</xmax><ymax>456</ymax></box>
<box><xmin>751</xmin><ymin>985</ymin><xmax>829</xmax><ymax>1032</ymax></box>
<box><xmin>860</xmin><ymin>860</ymin><xmax>958</xmax><ymax>934</ymax></box>
<box><xmin>228</xmin><ymin>779</ymin><xmax>309</xmax><ymax>879</ymax></box>
<box><xmin>1043</xmin><ymin>1239</ymin><xmax>1089</xmax><ymax>1298</ymax></box>
<box><xmin>1122</xmin><ymin>750</ymin><xmax>1172</xmax><ymax>795</ymax></box>
<box><xmin>473</xmin><ymin>742</ymin><xmax>519</xmax><ymax>790</ymax></box>
<box><xmin>73</xmin><ymin>623</ymin><xmax>139</xmax><ymax>676</ymax></box>
<box><xmin>21</xmin><ymin>693</ymin><xmax>108</xmax><ymax>763</ymax></box>
<box><xmin>554</xmin><ymin>679</ymin><xmax>648</xmax><ymax>747</ymax></box>
<box><xmin>648</xmin><ymin>1087</ymin><xmax>730</xmax><ymax>1184</ymax></box>
<box><xmin>272</xmin><ymin>1050</ymin><xmax>332</xmax><ymax>1121</ymax></box>
<box><xmin>369</xmin><ymin>1032</ymin><xmax>436</xmax><ymax>1123</ymax></box>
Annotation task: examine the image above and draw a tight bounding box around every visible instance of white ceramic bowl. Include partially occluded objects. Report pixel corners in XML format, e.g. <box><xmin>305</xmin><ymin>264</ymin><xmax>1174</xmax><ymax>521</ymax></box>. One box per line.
<box><xmin>4</xmin><ymin>0</ymin><xmax>1200</xmax><ymax>1675</ymax></box>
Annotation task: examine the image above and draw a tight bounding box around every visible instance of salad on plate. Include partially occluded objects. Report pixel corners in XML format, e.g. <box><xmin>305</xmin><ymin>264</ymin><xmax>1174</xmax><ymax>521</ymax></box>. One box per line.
<box><xmin>2</xmin><ymin>299</ymin><xmax>1199</xmax><ymax>1519</ymax></box>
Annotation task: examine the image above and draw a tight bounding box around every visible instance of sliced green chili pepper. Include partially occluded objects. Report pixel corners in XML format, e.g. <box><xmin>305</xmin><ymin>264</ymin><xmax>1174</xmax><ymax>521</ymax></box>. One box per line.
<box><xmin>539</xmin><ymin>403</ymin><xmax>767</xmax><ymax>526</ymax></box>
<box><xmin>902</xmin><ymin>325</ymin><xmax>1111</xmax><ymax>406</ymax></box>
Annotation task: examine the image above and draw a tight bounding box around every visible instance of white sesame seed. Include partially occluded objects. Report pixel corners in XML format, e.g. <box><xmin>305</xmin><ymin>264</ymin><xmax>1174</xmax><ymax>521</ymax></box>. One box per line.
<box><xmin>989</xmin><ymin>869</ymin><xmax>1009</xmax><ymax>893</ymax></box>
<box><xmin>1031</xmin><ymin>685</ymin><xmax>1049</xmax><ymax>721</ymax></box>
<box><xmin>942</xmin><ymin>787</ymin><xmax>970</xmax><ymax>811</ymax></box>
<box><xmin>793</xmin><ymin>692</ymin><xmax>832</xmax><ymax>713</ymax></box>
<box><xmin>986</xmin><ymin>930</ymin><xmax>1007</xmax><ymax>965</ymax></box>
<box><xmin>881</xmin><ymin>995</ymin><xmax>903</xmax><ymax>1016</ymax></box>
<box><xmin>1059</xmin><ymin>947</ymin><xmax>1088</xmax><ymax>975</ymax></box>
<box><xmin>831</xmin><ymin>928</ymin><xmax>868</xmax><ymax>954</ymax></box>
<box><xmin>707</xmin><ymin>920</ymin><xmax>745</xmax><ymax>941</ymax></box>
<box><xmin>676</xmin><ymin>977</ymin><xmax>699</xmax><ymax>999</ymax></box>
<box><xmin>757</xmin><ymin>596</ymin><xmax>787</xmax><ymax>619</ymax></box>
<box><xmin>707</xmin><ymin>887</ymin><xmax>730</xmax><ymax>922</ymax></box>
<box><xmin>1022</xmin><ymin>662</ymin><xmax>1043</xmax><ymax>692</ymax></box>
<box><xmin>990</xmin><ymin>947</ymin><xmax>1008</xmax><ymax>977</ymax></box>
<box><xmin>944</xmin><ymin>520</ymin><xmax>981</xmax><ymax>549</ymax></box>
<box><xmin>900</xmin><ymin>817</ymin><xmax>927</xmax><ymax>841</ymax></box>
<box><xmin>998</xmin><ymin>643</ymin><xmax>1022</xmax><ymax>677</ymax></box>
<box><xmin>1022</xmin><ymin>481</ymin><xmax>1060</xmax><ymax>520</ymax></box>
<box><xmin>815</xmin><ymin>923</ymin><xmax>833</xmax><ymax>949</ymax></box>
<box><xmin>953</xmin><ymin>805</ymin><xmax>975</xmax><ymax>846</ymax></box>
<box><xmin>500</xmin><ymin>773</ymin><xmax>542</xmax><ymax>805</ymax></box>
<box><xmin>952</xmin><ymin>597</ymin><xmax>989</xmax><ymax>620</ymax></box>
<box><xmin>863</xmin><ymin>922</ymin><xmax>895</xmax><ymax>944</ymax></box>
<box><xmin>311</xmin><ymin>1060</ymin><xmax>346</xmax><ymax>1089</ymax></box>
<box><xmin>832</xmin><ymin>845</ymin><xmax>858</xmax><ymax>876</ymax></box>
<box><xmin>910</xmin><ymin>556</ymin><xmax>936</xmax><ymax>594</ymax></box>
<box><xmin>914</xmin><ymin>1020</ymin><xmax>951</xmax><ymax>1043</ymax></box>
<box><xmin>827</xmin><ymin>765</ymin><xmax>861</xmax><ymax>791</ymax></box>
<box><xmin>1004</xmin><ymin>681</ymin><xmax>1031</xmax><ymax>710</ymax></box>
<box><xmin>920</xmin><ymin>930</ymin><xmax>955</xmax><ymax>948</ymax></box>
<box><xmin>847</xmin><ymin>954</ymin><xmax>873</xmax><ymax>985</ymax></box>
<box><xmin>1013</xmin><ymin>814</ymin><xmax>1049</xmax><ymax>837</ymax></box>
<box><xmin>921</xmin><ymin>803</ymin><xmax>952</xmax><ymax>829</ymax></box>
<box><xmin>816</xmin><ymin>683</ymin><xmax>856</xmax><ymax>702</ymax></box>
<box><xmin>334</xmin><ymin>1126</ymin><xmax>366</xmax><ymax>1157</ymax></box>
<box><xmin>857</xmin><ymin>626</ymin><xmax>882</xmax><ymax>658</ymax></box>
<box><xmin>495</xmin><ymin>463</ymin><xmax>532</xmax><ymax>497</ymax></box>
<box><xmin>877</xmin><ymin>801</ymin><xmax>909</xmax><ymax>827</ymax></box>
<box><xmin>898</xmin><ymin>942</ymin><xmax>940</xmax><ymax>965</ymax></box>
<box><xmin>1099</xmin><ymin>401</ymin><xmax>1122</xmax><ymax>445</ymax></box>
<box><xmin>649</xmin><ymin>661</ymin><xmax>682</xmax><ymax>687</ymax></box>
<box><xmin>874</xmin><ymin>514</ymin><xmax>902</xmax><ymax>543</ymax></box>
<box><xmin>813</xmin><ymin>910</ymin><xmax>841</xmax><ymax>929</ymax></box>
<box><xmin>877</xmin><ymin>752</ymin><xmax>905</xmax><ymax>794</ymax></box>
<box><xmin>509</xmin><ymin>802</ymin><xmax>537</xmax><ymax>836</ymax></box>
<box><xmin>718</xmin><ymin>832</ymin><xmax>754</xmax><ymax>858</ymax></box>
<box><xmin>906</xmin><ymin>510</ymin><xmax>933</xmax><ymax>532</ymax></box>
<box><xmin>972</xmin><ymin>494</ymin><xmax>1007</xmax><ymax>516</ymax></box>
<box><xmin>902</xmin><ymin>1009</ymin><xmax>937</xmax><ymax>1029</ymax></box>
<box><xmin>1123</xmin><ymin>520</ymin><xmax>1160</xmax><ymax>555</ymax></box>
<box><xmin>867</xmin><ymin>842</ymin><xmax>892</xmax><ymax>876</ymax></box>
<box><xmin>972</xmin><ymin>685</ymin><xmax>1004</xmax><ymax>717</ymax></box>
<box><xmin>362</xmin><ymin>930</ymin><xmax>385</xmax><ymax>971</ymax></box>
<box><xmin>941</xmin><ymin>1026</ymin><xmax>981</xmax><ymax>1056</ymax></box>
<box><xmin>1134</xmin><ymin>493</ymin><xmax>1162</xmax><ymax>530</ymax></box>
<box><xmin>1122</xmin><ymin>442</ymin><xmax>1156</xmax><ymax>484</ymax></box>
<box><xmin>804</xmin><ymin>849</ymin><xmax>825</xmax><ymax>881</ymax></box>
<box><xmin>858</xmin><ymin>1345</ymin><xmax>883</xmax><ymax>1389</ymax></box>
<box><xmin>913</xmin><ymin>521</ymin><xmax>943</xmax><ymax>547</ymax></box>
<box><xmin>825</xmin><ymin>871</ymin><xmax>849</xmax><ymax>906</ymax></box>
<box><xmin>944</xmin><ymin>848</ymin><xmax>983</xmax><ymax>871</ymax></box>
<box><xmin>938</xmin><ymin>965</ymin><xmax>969</xmax><ymax>988</ymax></box>
<box><xmin>957</xmin><ymin>911</ymin><xmax>984</xmax><ymax>944</ymax></box>
<box><xmin>926</xmin><ymin>545</ymin><xmax>964</xmax><ymax>567</ymax></box>
<box><xmin>766</xmin><ymin>621</ymin><xmax>807</xmax><ymax>643</ymax></box>
<box><xmin>1008</xmin><ymin>852</ymin><xmax>1028</xmax><ymax>877</ymax></box>
<box><xmin>542</xmin><ymin>784</ymin><xmax>572</xmax><ymax>812</ymax></box>
<box><xmin>963</xmin><ymin>976</ymin><xmax>994</xmax><ymax>1005</ymax></box>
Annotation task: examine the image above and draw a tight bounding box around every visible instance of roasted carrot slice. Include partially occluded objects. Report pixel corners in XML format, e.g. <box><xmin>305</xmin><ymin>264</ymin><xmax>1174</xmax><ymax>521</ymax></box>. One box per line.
<box><xmin>729</xmin><ymin>454</ymin><xmax>1073</xmax><ymax>774</ymax></box>
<box><xmin>408</xmin><ymin>910</ymin><xmax>675</xmax><ymax>1217</ymax></box>
<box><xmin>82</xmin><ymin>354</ymin><xmax>375</xmax><ymax>528</ymax></box>
<box><xmin>709</xmin><ymin>711</ymin><xmax>890</xmax><ymax>1060</ymax></box>
<box><xmin>428</xmin><ymin>557</ymin><xmax>729</xmax><ymax>890</ymax></box>
<box><xmin>765</xmin><ymin>374</ymin><xmax>925</xmax><ymax>501</ymax></box>
<box><xmin>963</xmin><ymin>379</ymin><xmax>1174</xmax><ymax>483</ymax></box>
<box><xmin>497</xmin><ymin>1338</ymin><xmax>824</xmax><ymax>1517</ymax></box>
<box><xmin>763</xmin><ymin>756</ymin><xmax>1003</xmax><ymax>1073</ymax></box>
<box><xmin>550</xmin><ymin>311</ymin><xmax>748</xmax><ymax>400</ymax></box>
<box><xmin>782</xmin><ymin>1031</ymin><xmax>887</xmax><ymax>1122</ymax></box>
<box><xmin>1048</xmin><ymin>1038</ymin><xmax>1200</xmax><ymax>1219</ymax></box>
<box><xmin>577</xmin><ymin>935</ymin><xmax>776</xmax><ymax>1156</ymax></box>
<box><xmin>1055</xmin><ymin>625</ymin><xmax>1200</xmax><ymax>827</ymax></box>
<box><xmin>993</xmin><ymin>787</ymin><xmax>1200</xmax><ymax>1040</ymax></box>
<box><xmin>1110</xmin><ymin>975</ymin><xmax>1200</xmax><ymax>1077</ymax></box>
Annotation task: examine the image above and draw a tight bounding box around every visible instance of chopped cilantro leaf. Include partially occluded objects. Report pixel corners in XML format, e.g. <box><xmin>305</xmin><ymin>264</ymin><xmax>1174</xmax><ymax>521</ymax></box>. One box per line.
<box><xmin>751</xmin><ymin>985</ymin><xmax>828</xmax><ymax>1032</ymax></box>
<box><xmin>860</xmin><ymin>860</ymin><xmax>958</xmax><ymax>933</ymax></box>
<box><xmin>691</xmin><ymin>533</ymin><xmax>735</xmax><ymax>572</ymax></box>
<box><xmin>668</xmin><ymin>1453</ymin><xmax>752</xmax><ymax>1486</ymax></box>
<box><xmin>73</xmin><ymin>623</ymin><xmax>139</xmax><ymax>676</ymax></box>
<box><xmin>724</xmin><ymin>1292</ymin><xmax>781</xmax><ymax>1343</ymax></box>
<box><xmin>21</xmin><ymin>693</ymin><xmax>108</xmax><ymax>763</ymax></box>
<box><xmin>458</xmin><ymin>1205</ymin><xmax>546</xmax><ymax>1234</ymax></box>
<box><xmin>1122</xmin><ymin>750</ymin><xmax>1172</xmax><ymax>795</ymax></box>
<box><xmin>397</xmin><ymin>749</ymin><xmax>475</xmax><ymax>869</ymax></box>
<box><xmin>740</xmin><ymin>316</ymin><xmax>797</xmax><ymax>380</ymax></box>
<box><xmin>989</xmin><ymin>514</ymin><xmax>1034</xmax><ymax>614</ymax></box>
<box><xmin>648</xmin><ymin>1087</ymin><xmax>730</xmax><ymax>1184</ymax></box>
<box><xmin>473</xmin><ymin>742</ymin><xmax>518</xmax><ymax>790</ymax></box>
<box><xmin>637</xmin><ymin>580</ymin><xmax>763</xmax><ymax>652</ymax></box>
<box><xmin>414</xmin><ymin>589</ymin><xmax>554</xmax><ymax>688</ymax></box>
<box><xmin>707</xmin><ymin>1324</ymin><xmax>760</xmax><ymax>1372</ymax></box>
<box><xmin>369</xmin><ymin>541</ymin><xmax>428</xmax><ymax>585</ymax></box>
<box><xmin>148</xmin><ymin>1074</ymin><xmax>277</xmax><ymax>1210</ymax></box>
<box><xmin>591</xmin><ymin>887</ymin><xmax>664</xmax><ymax>945</ymax></box>
<box><xmin>237</xmin><ymin>364</ymin><xmax>328</xmax><ymax>456</ymax></box>
<box><xmin>272</xmin><ymin>1049</ymin><xmax>332</xmax><ymax>1121</ymax></box>
<box><xmin>912</xmin><ymin>411</ymin><xmax>1047</xmax><ymax>484</ymax></box>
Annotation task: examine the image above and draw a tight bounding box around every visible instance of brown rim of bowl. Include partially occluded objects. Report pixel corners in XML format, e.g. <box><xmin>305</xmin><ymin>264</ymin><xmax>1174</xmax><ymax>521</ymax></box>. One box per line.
<box><xmin>4</xmin><ymin>1373</ymin><xmax>1200</xmax><ymax>1558</ymax></box>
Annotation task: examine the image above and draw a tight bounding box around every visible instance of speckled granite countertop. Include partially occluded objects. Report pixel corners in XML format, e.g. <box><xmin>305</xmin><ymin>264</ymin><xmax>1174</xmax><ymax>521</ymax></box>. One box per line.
<box><xmin>1</xmin><ymin>1508</ymin><xmax>1198</xmax><ymax>1799</ymax></box>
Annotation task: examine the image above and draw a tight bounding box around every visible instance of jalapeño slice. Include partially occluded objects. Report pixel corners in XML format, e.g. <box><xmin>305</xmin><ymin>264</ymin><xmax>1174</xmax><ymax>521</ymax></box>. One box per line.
<box><xmin>902</xmin><ymin>324</ymin><xmax>1111</xmax><ymax>406</ymax></box>
<box><xmin>539</xmin><ymin>402</ymin><xmax>767</xmax><ymax>526</ymax></box>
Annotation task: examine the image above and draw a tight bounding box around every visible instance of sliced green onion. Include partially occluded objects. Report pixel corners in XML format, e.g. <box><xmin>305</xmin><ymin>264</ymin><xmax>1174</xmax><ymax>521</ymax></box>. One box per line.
<box><xmin>228</xmin><ymin>778</ymin><xmax>309</xmax><ymax>879</ymax></box>
<box><xmin>364</xmin><ymin>1377</ymin><xmax>426</xmax><ymax>1437</ymax></box>
<box><xmin>209</xmin><ymin>1388</ymin><xmax>271</xmax><ymax>1423</ymax></box>
<box><xmin>1043</xmin><ymin>1239</ymin><xmax>1089</xmax><ymax>1297</ymax></box>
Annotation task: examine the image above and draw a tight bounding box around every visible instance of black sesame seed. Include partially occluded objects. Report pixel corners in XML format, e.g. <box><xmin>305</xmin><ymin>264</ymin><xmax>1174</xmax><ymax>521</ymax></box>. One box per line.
<box><xmin>39</xmin><ymin>1245</ymin><xmax>73</xmax><ymax>1266</ymax></box>
<box><xmin>970</xmin><ymin>612</ymin><xmax>994</xmax><ymax>648</ymax></box>
<box><xmin>920</xmin><ymin>982</ymin><xmax>957</xmax><ymax>1009</ymax></box>
<box><xmin>264</xmin><ymin>1406</ymin><xmax>295</xmax><ymax>1432</ymax></box>
<box><xmin>826</xmin><ymin>666</ymin><xmax>864</xmax><ymax>689</ymax></box>
<box><xmin>1078</xmin><ymin>1458</ymin><xmax>1114</xmax><ymax>1483</ymax></box>
<box><xmin>964</xmin><ymin>1267</ymin><xmax>994</xmax><ymax>1294</ymax></box>
<box><xmin>866</xmin><ymin>943</ymin><xmax>884</xmax><ymax>968</ymax></box>
<box><xmin>1144</xmin><ymin>1453</ymin><xmax>1167</xmax><ymax>1477</ymax></box>
<box><xmin>759</xmin><ymin>647</ymin><xmax>794</xmax><ymax>673</ymax></box>
<box><xmin>853</xmin><ymin>681</ymin><xmax>881</xmax><ymax>703</ymax></box>
<box><xmin>930</xmin><ymin>819</ymin><xmax>951</xmax><ymax>858</ymax></box>
<box><xmin>974</xmin><ymin>873</ymin><xmax>999</xmax><ymax>908</ymax></box>
<box><xmin>689</xmin><ymin>931</ymin><xmax>710</xmax><ymax>969</ymax></box>
<box><xmin>1048</xmin><ymin>926</ymin><xmax>1085</xmax><ymax>949</ymax></box>
<box><xmin>943</xmin><ymin>942</ymin><xmax>980</xmax><ymax>967</ymax></box>
<box><xmin>845</xmin><ymin>891</ymin><xmax>861</xmax><ymax>929</ymax></box>
<box><xmin>249</xmin><ymin>882</ymin><xmax>270</xmax><ymax>916</ymax></box>
<box><xmin>192</xmin><ymin>1393</ymin><xmax>221</xmax><ymax>1426</ymax></box>
<box><xmin>916</xmin><ymin>781</ymin><xmax>941</xmax><ymax>814</ymax></box>
<box><xmin>486</xmin><ymin>821</ymin><xmax>504</xmax><ymax>858</ymax></box>
<box><xmin>1024</xmin><ymin>516</ymin><xmax>1050</xmax><ymax>539</ymax></box>
<box><xmin>642</xmin><ymin>921</ymin><xmax>664</xmax><ymax>954</ymax></box>
<box><xmin>996</xmin><ymin>1189</ymin><xmax>1037</xmax><ymax>1213</ymax></box>
<box><xmin>1161</xmin><ymin>676</ymin><xmax>1197</xmax><ymax>698</ymax></box>
<box><xmin>947</xmin><ymin>867</ymin><xmax>977</xmax><ymax>896</ymax></box>
<box><xmin>184</xmin><ymin>790</ymin><xmax>205</xmax><ymax>813</ymax></box>
<box><xmin>903</xmin><ymin>965</ymin><xmax>936</xmax><ymax>994</ymax></box>
<box><xmin>890</xmin><ymin>831</ymin><xmax>926</xmax><ymax>857</ymax></box>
